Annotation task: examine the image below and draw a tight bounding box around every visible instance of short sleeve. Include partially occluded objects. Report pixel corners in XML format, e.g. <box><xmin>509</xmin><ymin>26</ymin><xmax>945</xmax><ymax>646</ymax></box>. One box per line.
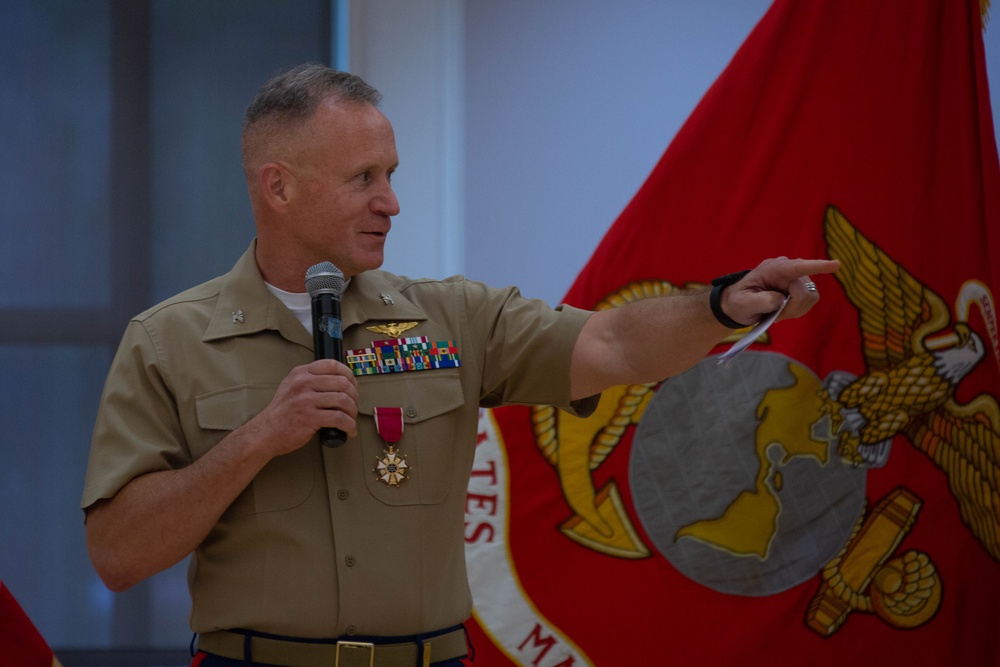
<box><xmin>469</xmin><ymin>282</ymin><xmax>599</xmax><ymax>417</ymax></box>
<box><xmin>81</xmin><ymin>320</ymin><xmax>191</xmax><ymax>509</ymax></box>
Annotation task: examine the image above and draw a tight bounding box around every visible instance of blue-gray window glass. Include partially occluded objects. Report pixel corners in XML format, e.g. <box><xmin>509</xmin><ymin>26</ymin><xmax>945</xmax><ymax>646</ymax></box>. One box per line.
<box><xmin>0</xmin><ymin>0</ymin><xmax>333</xmax><ymax>660</ymax></box>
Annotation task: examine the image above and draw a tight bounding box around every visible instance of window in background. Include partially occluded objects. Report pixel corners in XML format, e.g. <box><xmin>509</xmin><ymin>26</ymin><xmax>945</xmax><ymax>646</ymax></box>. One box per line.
<box><xmin>0</xmin><ymin>0</ymin><xmax>334</xmax><ymax>663</ymax></box>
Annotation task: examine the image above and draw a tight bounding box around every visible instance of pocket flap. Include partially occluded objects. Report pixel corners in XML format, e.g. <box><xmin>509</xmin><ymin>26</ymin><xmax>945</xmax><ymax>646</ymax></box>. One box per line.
<box><xmin>195</xmin><ymin>384</ymin><xmax>278</xmax><ymax>430</ymax></box>
<box><xmin>356</xmin><ymin>371</ymin><xmax>464</xmax><ymax>423</ymax></box>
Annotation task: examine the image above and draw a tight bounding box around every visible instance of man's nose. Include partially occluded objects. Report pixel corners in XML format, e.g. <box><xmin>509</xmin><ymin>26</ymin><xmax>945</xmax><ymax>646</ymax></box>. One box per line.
<box><xmin>372</xmin><ymin>182</ymin><xmax>400</xmax><ymax>216</ymax></box>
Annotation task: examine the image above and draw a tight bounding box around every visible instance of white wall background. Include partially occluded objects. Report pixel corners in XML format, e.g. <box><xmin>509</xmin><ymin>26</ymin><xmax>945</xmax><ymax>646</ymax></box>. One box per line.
<box><xmin>350</xmin><ymin>0</ymin><xmax>1000</xmax><ymax>307</ymax></box>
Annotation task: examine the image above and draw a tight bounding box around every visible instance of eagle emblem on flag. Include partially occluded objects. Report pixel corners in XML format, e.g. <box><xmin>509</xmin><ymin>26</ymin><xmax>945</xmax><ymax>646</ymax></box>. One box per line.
<box><xmin>823</xmin><ymin>206</ymin><xmax>1000</xmax><ymax>561</ymax></box>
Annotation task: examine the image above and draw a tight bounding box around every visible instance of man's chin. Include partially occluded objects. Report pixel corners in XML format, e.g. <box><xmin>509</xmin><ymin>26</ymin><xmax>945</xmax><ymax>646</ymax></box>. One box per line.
<box><xmin>346</xmin><ymin>255</ymin><xmax>385</xmax><ymax>278</ymax></box>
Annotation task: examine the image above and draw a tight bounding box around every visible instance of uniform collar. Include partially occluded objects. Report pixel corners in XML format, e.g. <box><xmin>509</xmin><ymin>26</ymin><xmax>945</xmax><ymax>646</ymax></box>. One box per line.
<box><xmin>203</xmin><ymin>240</ymin><xmax>428</xmax><ymax>347</ymax></box>
<box><xmin>203</xmin><ymin>240</ymin><xmax>312</xmax><ymax>350</ymax></box>
<box><xmin>342</xmin><ymin>271</ymin><xmax>427</xmax><ymax>331</ymax></box>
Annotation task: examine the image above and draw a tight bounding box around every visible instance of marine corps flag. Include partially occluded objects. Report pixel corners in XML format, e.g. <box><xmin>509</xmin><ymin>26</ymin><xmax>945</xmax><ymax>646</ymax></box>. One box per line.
<box><xmin>465</xmin><ymin>0</ymin><xmax>1000</xmax><ymax>665</ymax></box>
<box><xmin>0</xmin><ymin>582</ymin><xmax>61</xmax><ymax>667</ymax></box>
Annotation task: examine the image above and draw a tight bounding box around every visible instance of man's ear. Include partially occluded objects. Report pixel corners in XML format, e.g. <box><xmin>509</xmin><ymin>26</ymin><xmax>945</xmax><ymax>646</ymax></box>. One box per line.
<box><xmin>258</xmin><ymin>162</ymin><xmax>292</xmax><ymax>210</ymax></box>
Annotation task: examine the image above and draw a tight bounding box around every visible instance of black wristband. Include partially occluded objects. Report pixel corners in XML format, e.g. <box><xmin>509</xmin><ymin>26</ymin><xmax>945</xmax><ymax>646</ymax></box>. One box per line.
<box><xmin>710</xmin><ymin>270</ymin><xmax>752</xmax><ymax>329</ymax></box>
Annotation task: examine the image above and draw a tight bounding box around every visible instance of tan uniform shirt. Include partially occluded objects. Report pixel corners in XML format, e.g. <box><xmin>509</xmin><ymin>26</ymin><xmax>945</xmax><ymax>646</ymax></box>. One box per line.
<box><xmin>83</xmin><ymin>241</ymin><xmax>597</xmax><ymax>638</ymax></box>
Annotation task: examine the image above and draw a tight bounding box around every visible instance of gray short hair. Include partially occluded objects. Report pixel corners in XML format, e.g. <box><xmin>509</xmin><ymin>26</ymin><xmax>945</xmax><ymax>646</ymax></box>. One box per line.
<box><xmin>244</xmin><ymin>63</ymin><xmax>382</xmax><ymax>130</ymax></box>
<box><xmin>241</xmin><ymin>64</ymin><xmax>383</xmax><ymax>185</ymax></box>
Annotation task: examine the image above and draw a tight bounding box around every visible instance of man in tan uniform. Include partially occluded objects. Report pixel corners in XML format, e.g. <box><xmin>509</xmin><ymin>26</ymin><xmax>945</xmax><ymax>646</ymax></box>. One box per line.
<box><xmin>82</xmin><ymin>64</ymin><xmax>838</xmax><ymax>667</ymax></box>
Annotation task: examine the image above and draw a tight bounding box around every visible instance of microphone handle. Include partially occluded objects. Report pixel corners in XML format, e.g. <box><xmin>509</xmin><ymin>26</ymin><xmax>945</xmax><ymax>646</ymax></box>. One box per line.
<box><xmin>312</xmin><ymin>294</ymin><xmax>348</xmax><ymax>448</ymax></box>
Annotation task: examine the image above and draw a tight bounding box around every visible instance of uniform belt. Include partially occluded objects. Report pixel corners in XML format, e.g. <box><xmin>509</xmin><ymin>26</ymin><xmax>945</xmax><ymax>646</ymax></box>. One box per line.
<box><xmin>197</xmin><ymin>625</ymin><xmax>467</xmax><ymax>667</ymax></box>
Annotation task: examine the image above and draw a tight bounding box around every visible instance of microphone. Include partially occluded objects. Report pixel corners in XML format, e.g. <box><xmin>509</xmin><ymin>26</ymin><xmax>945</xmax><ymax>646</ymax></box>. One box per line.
<box><xmin>305</xmin><ymin>261</ymin><xmax>347</xmax><ymax>448</ymax></box>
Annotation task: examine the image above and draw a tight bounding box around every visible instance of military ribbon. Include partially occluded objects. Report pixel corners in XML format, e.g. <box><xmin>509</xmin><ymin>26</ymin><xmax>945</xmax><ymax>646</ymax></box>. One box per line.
<box><xmin>373</xmin><ymin>407</ymin><xmax>408</xmax><ymax>486</ymax></box>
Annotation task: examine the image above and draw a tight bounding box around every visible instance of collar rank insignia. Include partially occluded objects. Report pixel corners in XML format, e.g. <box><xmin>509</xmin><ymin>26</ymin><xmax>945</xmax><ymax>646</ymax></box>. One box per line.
<box><xmin>366</xmin><ymin>321</ymin><xmax>419</xmax><ymax>338</ymax></box>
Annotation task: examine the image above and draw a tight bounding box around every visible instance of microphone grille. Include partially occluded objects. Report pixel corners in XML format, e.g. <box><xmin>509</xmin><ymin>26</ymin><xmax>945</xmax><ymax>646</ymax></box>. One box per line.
<box><xmin>305</xmin><ymin>262</ymin><xmax>345</xmax><ymax>297</ymax></box>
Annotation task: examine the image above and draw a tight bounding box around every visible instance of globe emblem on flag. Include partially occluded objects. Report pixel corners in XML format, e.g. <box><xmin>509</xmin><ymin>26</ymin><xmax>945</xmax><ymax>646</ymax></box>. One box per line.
<box><xmin>630</xmin><ymin>351</ymin><xmax>867</xmax><ymax>596</ymax></box>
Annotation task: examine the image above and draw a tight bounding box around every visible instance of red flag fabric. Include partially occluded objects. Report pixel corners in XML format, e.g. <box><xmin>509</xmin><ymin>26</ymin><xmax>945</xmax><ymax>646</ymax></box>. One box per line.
<box><xmin>0</xmin><ymin>582</ymin><xmax>59</xmax><ymax>667</ymax></box>
<box><xmin>465</xmin><ymin>1</ymin><xmax>1000</xmax><ymax>665</ymax></box>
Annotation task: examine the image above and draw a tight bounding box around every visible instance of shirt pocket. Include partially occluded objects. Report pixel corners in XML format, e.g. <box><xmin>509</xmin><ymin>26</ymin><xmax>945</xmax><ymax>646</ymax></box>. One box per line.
<box><xmin>195</xmin><ymin>384</ymin><xmax>315</xmax><ymax>515</ymax></box>
<box><xmin>356</xmin><ymin>371</ymin><xmax>465</xmax><ymax>506</ymax></box>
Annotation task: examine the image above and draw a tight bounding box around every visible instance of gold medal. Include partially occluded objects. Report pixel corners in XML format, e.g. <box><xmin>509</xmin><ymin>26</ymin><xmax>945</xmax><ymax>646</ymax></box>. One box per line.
<box><xmin>374</xmin><ymin>446</ymin><xmax>409</xmax><ymax>486</ymax></box>
<box><xmin>373</xmin><ymin>407</ymin><xmax>408</xmax><ymax>486</ymax></box>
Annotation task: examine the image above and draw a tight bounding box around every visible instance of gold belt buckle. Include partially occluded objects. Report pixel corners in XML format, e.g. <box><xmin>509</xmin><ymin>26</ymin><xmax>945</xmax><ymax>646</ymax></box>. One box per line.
<box><xmin>334</xmin><ymin>640</ymin><xmax>375</xmax><ymax>667</ymax></box>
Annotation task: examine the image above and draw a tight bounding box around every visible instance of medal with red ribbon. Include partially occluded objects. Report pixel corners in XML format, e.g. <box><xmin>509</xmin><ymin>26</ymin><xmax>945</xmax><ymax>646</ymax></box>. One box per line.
<box><xmin>373</xmin><ymin>406</ymin><xmax>409</xmax><ymax>486</ymax></box>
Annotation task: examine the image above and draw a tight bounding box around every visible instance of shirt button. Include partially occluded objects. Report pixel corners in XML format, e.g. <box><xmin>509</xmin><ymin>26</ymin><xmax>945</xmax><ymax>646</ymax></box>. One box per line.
<box><xmin>345</xmin><ymin>625</ymin><xmax>357</xmax><ymax>636</ymax></box>
<box><xmin>345</xmin><ymin>556</ymin><xmax>357</xmax><ymax>567</ymax></box>
<box><xmin>406</xmin><ymin>405</ymin><xmax>417</xmax><ymax>418</ymax></box>
<box><xmin>337</xmin><ymin>489</ymin><xmax>349</xmax><ymax>500</ymax></box>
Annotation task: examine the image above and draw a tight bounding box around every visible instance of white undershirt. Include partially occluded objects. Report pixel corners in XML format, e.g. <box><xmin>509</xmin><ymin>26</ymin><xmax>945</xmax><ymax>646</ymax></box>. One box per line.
<box><xmin>265</xmin><ymin>283</ymin><xmax>313</xmax><ymax>333</ymax></box>
<box><xmin>265</xmin><ymin>280</ymin><xmax>351</xmax><ymax>335</ymax></box>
